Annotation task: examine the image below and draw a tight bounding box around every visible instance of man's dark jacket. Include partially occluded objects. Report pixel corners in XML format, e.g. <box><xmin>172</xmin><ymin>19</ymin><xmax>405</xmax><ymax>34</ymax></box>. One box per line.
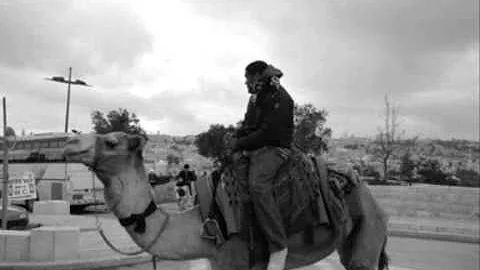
<box><xmin>176</xmin><ymin>170</ymin><xmax>197</xmax><ymax>187</ymax></box>
<box><xmin>235</xmin><ymin>85</ymin><xmax>294</xmax><ymax>151</ymax></box>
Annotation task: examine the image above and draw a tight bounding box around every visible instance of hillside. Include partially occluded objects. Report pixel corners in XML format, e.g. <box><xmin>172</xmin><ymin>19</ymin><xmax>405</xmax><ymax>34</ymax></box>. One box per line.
<box><xmin>143</xmin><ymin>134</ymin><xmax>211</xmax><ymax>176</ymax></box>
<box><xmin>330</xmin><ymin>137</ymin><xmax>479</xmax><ymax>169</ymax></box>
<box><xmin>327</xmin><ymin>137</ymin><xmax>480</xmax><ymax>187</ymax></box>
<box><xmin>142</xmin><ymin>133</ymin><xmax>480</xmax><ymax>186</ymax></box>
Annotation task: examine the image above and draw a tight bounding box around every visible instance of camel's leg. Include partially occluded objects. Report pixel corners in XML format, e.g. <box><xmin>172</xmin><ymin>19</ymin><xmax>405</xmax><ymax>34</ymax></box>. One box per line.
<box><xmin>339</xmin><ymin>219</ymin><xmax>387</xmax><ymax>269</ymax></box>
<box><xmin>338</xmin><ymin>185</ymin><xmax>389</xmax><ymax>270</ymax></box>
<box><xmin>337</xmin><ymin>217</ymin><xmax>375</xmax><ymax>270</ymax></box>
<box><xmin>351</xmin><ymin>217</ymin><xmax>387</xmax><ymax>269</ymax></box>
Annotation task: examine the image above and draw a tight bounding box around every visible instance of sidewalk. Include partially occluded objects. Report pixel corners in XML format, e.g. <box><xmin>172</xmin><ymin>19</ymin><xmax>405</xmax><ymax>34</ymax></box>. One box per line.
<box><xmin>0</xmin><ymin>203</ymin><xmax>478</xmax><ymax>270</ymax></box>
<box><xmin>387</xmin><ymin>216</ymin><xmax>479</xmax><ymax>244</ymax></box>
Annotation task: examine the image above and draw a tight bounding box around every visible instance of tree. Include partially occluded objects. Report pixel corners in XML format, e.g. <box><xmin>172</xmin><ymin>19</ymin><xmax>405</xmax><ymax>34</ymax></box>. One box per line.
<box><xmin>166</xmin><ymin>153</ymin><xmax>182</xmax><ymax>165</ymax></box>
<box><xmin>4</xmin><ymin>126</ymin><xmax>16</xmax><ymax>137</ymax></box>
<box><xmin>374</xmin><ymin>95</ymin><xmax>401</xmax><ymax>182</ymax></box>
<box><xmin>195</xmin><ymin>103</ymin><xmax>332</xmax><ymax>160</ymax></box>
<box><xmin>455</xmin><ymin>169</ymin><xmax>480</xmax><ymax>187</ymax></box>
<box><xmin>1</xmin><ymin>126</ymin><xmax>17</xmax><ymax>149</ymax></box>
<box><xmin>194</xmin><ymin>124</ymin><xmax>236</xmax><ymax>161</ymax></box>
<box><xmin>417</xmin><ymin>158</ymin><xmax>446</xmax><ymax>184</ymax></box>
<box><xmin>91</xmin><ymin>108</ymin><xmax>146</xmax><ymax>136</ymax></box>
<box><xmin>165</xmin><ymin>153</ymin><xmax>183</xmax><ymax>176</ymax></box>
<box><xmin>293</xmin><ymin>103</ymin><xmax>332</xmax><ymax>155</ymax></box>
<box><xmin>399</xmin><ymin>151</ymin><xmax>416</xmax><ymax>181</ymax></box>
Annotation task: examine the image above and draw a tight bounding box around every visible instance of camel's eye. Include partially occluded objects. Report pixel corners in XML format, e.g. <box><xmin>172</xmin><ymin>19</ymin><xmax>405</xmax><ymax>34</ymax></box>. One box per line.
<box><xmin>105</xmin><ymin>140</ymin><xmax>117</xmax><ymax>149</ymax></box>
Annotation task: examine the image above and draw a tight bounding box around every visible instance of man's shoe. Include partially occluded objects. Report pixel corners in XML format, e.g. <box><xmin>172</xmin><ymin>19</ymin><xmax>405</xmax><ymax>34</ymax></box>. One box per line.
<box><xmin>267</xmin><ymin>248</ymin><xmax>288</xmax><ymax>270</ymax></box>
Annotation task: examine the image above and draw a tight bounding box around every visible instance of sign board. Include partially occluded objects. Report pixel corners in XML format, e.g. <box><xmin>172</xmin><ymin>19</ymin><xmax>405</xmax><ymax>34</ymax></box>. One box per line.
<box><xmin>7</xmin><ymin>172</ymin><xmax>37</xmax><ymax>200</ymax></box>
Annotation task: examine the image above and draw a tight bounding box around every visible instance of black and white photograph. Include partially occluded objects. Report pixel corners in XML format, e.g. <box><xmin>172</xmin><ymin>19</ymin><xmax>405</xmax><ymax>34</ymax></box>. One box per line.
<box><xmin>0</xmin><ymin>0</ymin><xmax>478</xmax><ymax>269</ymax></box>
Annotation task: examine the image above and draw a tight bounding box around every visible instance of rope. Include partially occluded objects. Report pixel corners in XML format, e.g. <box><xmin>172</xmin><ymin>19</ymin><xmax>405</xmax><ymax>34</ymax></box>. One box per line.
<box><xmin>91</xmin><ymin>169</ymin><xmax>170</xmax><ymax>256</ymax></box>
<box><xmin>98</xmin><ymin>217</ymin><xmax>168</xmax><ymax>256</ymax></box>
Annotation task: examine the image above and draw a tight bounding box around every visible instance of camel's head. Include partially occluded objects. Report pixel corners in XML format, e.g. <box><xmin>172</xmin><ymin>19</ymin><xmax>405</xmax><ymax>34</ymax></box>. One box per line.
<box><xmin>64</xmin><ymin>132</ymin><xmax>150</xmax><ymax>218</ymax></box>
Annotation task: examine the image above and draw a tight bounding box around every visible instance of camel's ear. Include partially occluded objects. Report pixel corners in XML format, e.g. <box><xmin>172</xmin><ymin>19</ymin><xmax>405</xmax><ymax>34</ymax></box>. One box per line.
<box><xmin>127</xmin><ymin>134</ymin><xmax>147</xmax><ymax>152</ymax></box>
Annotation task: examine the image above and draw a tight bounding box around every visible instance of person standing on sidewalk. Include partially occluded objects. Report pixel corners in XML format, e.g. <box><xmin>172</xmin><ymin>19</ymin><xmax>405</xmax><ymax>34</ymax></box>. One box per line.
<box><xmin>231</xmin><ymin>60</ymin><xmax>294</xmax><ymax>270</ymax></box>
<box><xmin>176</xmin><ymin>164</ymin><xmax>197</xmax><ymax>196</ymax></box>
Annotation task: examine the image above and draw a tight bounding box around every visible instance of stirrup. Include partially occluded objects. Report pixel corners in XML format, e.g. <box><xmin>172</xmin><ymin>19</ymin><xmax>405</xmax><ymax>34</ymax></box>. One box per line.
<box><xmin>200</xmin><ymin>218</ymin><xmax>226</xmax><ymax>245</ymax></box>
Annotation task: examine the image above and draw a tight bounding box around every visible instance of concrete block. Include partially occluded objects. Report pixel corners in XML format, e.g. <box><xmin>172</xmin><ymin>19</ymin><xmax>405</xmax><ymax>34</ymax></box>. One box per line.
<box><xmin>0</xmin><ymin>230</ymin><xmax>31</xmax><ymax>262</ymax></box>
<box><xmin>33</xmin><ymin>200</ymin><xmax>70</xmax><ymax>215</ymax></box>
<box><xmin>30</xmin><ymin>227</ymin><xmax>54</xmax><ymax>261</ymax></box>
<box><xmin>53</xmin><ymin>226</ymin><xmax>80</xmax><ymax>260</ymax></box>
<box><xmin>29</xmin><ymin>226</ymin><xmax>79</xmax><ymax>261</ymax></box>
<box><xmin>0</xmin><ymin>231</ymin><xmax>5</xmax><ymax>261</ymax></box>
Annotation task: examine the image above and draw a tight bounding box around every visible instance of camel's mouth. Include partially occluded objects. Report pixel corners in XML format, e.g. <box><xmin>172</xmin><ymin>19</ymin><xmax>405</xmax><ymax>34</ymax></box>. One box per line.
<box><xmin>63</xmin><ymin>146</ymin><xmax>95</xmax><ymax>167</ymax></box>
<box><xmin>63</xmin><ymin>135</ymin><xmax>96</xmax><ymax>164</ymax></box>
<box><xmin>64</xmin><ymin>148</ymin><xmax>88</xmax><ymax>159</ymax></box>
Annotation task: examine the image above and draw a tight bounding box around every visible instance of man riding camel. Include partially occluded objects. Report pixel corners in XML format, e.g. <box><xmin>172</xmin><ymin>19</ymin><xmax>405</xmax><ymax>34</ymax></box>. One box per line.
<box><xmin>231</xmin><ymin>60</ymin><xmax>294</xmax><ymax>270</ymax></box>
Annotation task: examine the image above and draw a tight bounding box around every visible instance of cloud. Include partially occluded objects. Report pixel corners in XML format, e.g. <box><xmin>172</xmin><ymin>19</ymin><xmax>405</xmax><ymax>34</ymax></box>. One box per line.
<box><xmin>190</xmin><ymin>0</ymin><xmax>479</xmax><ymax>139</ymax></box>
<box><xmin>65</xmin><ymin>87</ymin><xmax>246</xmax><ymax>135</ymax></box>
<box><xmin>0</xmin><ymin>0</ymin><xmax>153</xmax><ymax>74</ymax></box>
<box><xmin>0</xmin><ymin>63</ymin><xmax>248</xmax><ymax>135</ymax></box>
<box><xmin>190</xmin><ymin>0</ymin><xmax>473</xmax><ymax>99</ymax></box>
<box><xmin>0</xmin><ymin>0</ymin><xmax>153</xmax><ymax>134</ymax></box>
<box><xmin>0</xmin><ymin>0</ymin><xmax>477</xmax><ymax>140</ymax></box>
<box><xmin>0</xmin><ymin>0</ymin><xmax>263</xmax><ymax>136</ymax></box>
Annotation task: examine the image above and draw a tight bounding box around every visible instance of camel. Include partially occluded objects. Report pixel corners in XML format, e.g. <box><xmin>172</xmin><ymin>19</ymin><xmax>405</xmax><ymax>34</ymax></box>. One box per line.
<box><xmin>64</xmin><ymin>132</ymin><xmax>390</xmax><ymax>270</ymax></box>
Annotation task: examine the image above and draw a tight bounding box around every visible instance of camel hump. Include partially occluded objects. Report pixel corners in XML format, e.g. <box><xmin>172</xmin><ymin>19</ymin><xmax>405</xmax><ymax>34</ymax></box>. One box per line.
<box><xmin>273</xmin><ymin>149</ymin><xmax>331</xmax><ymax>233</ymax></box>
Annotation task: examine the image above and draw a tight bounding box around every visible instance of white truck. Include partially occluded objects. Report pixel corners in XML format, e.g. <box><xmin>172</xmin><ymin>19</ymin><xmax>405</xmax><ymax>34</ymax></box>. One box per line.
<box><xmin>6</xmin><ymin>163</ymin><xmax>104</xmax><ymax>212</ymax></box>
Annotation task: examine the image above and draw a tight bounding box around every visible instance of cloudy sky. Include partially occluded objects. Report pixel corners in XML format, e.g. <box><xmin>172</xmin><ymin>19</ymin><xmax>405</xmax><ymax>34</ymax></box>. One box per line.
<box><xmin>0</xmin><ymin>0</ymin><xmax>478</xmax><ymax>140</ymax></box>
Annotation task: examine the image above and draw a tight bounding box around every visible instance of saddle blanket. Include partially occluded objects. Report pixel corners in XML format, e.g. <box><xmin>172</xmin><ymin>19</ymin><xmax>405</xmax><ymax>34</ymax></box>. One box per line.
<box><xmin>196</xmin><ymin>148</ymin><xmax>333</xmax><ymax>237</ymax></box>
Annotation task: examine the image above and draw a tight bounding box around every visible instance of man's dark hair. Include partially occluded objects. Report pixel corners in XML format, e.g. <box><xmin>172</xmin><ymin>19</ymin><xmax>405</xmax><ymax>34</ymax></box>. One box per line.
<box><xmin>246</xmin><ymin>60</ymin><xmax>268</xmax><ymax>76</ymax></box>
<box><xmin>184</xmin><ymin>164</ymin><xmax>190</xmax><ymax>169</ymax></box>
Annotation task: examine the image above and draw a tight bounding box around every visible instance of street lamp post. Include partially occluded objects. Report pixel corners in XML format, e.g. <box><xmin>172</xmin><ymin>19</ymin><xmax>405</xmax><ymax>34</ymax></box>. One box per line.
<box><xmin>45</xmin><ymin>67</ymin><xmax>92</xmax><ymax>133</ymax></box>
<box><xmin>65</xmin><ymin>67</ymin><xmax>72</xmax><ymax>134</ymax></box>
<box><xmin>45</xmin><ymin>67</ymin><xmax>92</xmax><ymax>182</ymax></box>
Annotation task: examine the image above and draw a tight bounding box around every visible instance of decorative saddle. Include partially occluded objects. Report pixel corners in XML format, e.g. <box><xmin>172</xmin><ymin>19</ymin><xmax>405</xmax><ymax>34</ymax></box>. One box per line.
<box><xmin>195</xmin><ymin>148</ymin><xmax>359</xmax><ymax>244</ymax></box>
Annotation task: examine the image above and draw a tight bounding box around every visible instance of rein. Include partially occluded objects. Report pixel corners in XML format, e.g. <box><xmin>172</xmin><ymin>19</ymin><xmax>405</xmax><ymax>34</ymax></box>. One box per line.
<box><xmin>118</xmin><ymin>201</ymin><xmax>157</xmax><ymax>233</ymax></box>
<box><xmin>90</xmin><ymin>137</ymin><xmax>170</xmax><ymax>256</ymax></box>
<box><xmin>96</xmin><ymin>202</ymin><xmax>170</xmax><ymax>256</ymax></box>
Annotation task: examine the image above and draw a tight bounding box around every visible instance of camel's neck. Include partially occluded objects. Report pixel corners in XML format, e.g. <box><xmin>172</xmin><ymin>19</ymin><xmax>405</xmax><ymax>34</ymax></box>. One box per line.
<box><xmin>109</xmin><ymin>166</ymin><xmax>217</xmax><ymax>260</ymax></box>
<box><xmin>127</xmin><ymin>206</ymin><xmax>217</xmax><ymax>260</ymax></box>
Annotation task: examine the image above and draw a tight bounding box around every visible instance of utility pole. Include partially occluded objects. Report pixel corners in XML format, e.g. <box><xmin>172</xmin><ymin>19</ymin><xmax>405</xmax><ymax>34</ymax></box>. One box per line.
<box><xmin>2</xmin><ymin>97</ymin><xmax>9</xmax><ymax>229</ymax></box>
<box><xmin>45</xmin><ymin>68</ymin><xmax>92</xmax><ymax>183</ymax></box>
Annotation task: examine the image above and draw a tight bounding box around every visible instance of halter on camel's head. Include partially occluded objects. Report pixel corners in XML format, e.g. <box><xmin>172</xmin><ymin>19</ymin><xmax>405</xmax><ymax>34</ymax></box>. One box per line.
<box><xmin>64</xmin><ymin>132</ymin><xmax>150</xmax><ymax>219</ymax></box>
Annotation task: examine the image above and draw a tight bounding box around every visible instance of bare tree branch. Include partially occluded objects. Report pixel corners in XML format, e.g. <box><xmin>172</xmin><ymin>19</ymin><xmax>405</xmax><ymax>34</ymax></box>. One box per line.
<box><xmin>375</xmin><ymin>94</ymin><xmax>401</xmax><ymax>182</ymax></box>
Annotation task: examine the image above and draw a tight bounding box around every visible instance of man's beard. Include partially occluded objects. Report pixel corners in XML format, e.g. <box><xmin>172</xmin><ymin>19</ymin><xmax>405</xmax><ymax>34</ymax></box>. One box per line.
<box><xmin>248</xmin><ymin>85</ymin><xmax>258</xmax><ymax>94</ymax></box>
<box><xmin>247</xmin><ymin>81</ymin><xmax>265</xmax><ymax>94</ymax></box>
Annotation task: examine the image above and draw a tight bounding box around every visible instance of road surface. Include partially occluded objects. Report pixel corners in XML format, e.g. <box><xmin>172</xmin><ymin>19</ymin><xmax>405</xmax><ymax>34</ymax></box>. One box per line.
<box><xmin>78</xmin><ymin>206</ymin><xmax>478</xmax><ymax>270</ymax></box>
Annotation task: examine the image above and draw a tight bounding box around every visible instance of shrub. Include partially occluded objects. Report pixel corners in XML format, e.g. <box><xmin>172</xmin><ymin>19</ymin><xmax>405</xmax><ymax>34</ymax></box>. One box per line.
<box><xmin>456</xmin><ymin>169</ymin><xmax>480</xmax><ymax>187</ymax></box>
<box><xmin>400</xmin><ymin>151</ymin><xmax>416</xmax><ymax>180</ymax></box>
<box><xmin>361</xmin><ymin>163</ymin><xmax>381</xmax><ymax>180</ymax></box>
<box><xmin>344</xmin><ymin>144</ymin><xmax>360</xmax><ymax>150</ymax></box>
<box><xmin>417</xmin><ymin>158</ymin><xmax>447</xmax><ymax>184</ymax></box>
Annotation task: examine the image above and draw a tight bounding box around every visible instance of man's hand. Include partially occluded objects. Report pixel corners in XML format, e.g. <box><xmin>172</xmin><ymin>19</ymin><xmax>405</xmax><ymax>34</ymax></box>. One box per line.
<box><xmin>225</xmin><ymin>136</ymin><xmax>238</xmax><ymax>155</ymax></box>
<box><xmin>222</xmin><ymin>132</ymin><xmax>235</xmax><ymax>154</ymax></box>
